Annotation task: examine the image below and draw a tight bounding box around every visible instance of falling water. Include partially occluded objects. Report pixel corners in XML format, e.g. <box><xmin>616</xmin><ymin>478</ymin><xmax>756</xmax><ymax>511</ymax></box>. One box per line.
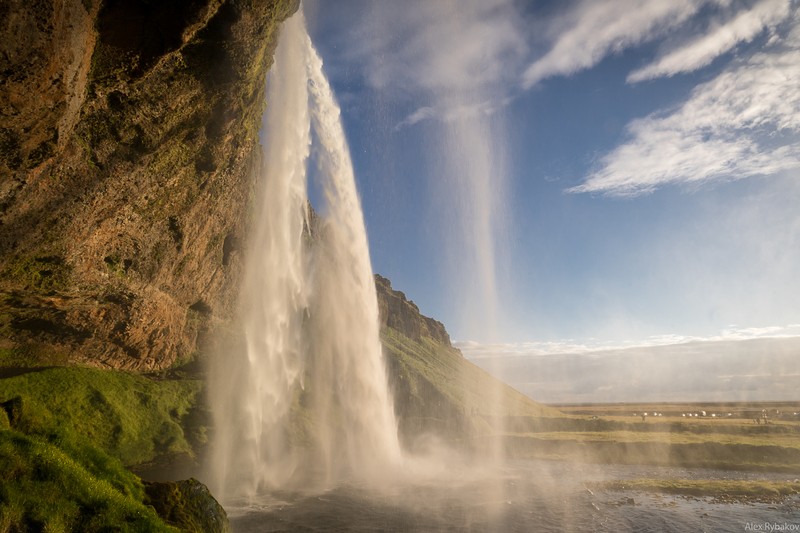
<box><xmin>208</xmin><ymin>10</ymin><xmax>401</xmax><ymax>501</ymax></box>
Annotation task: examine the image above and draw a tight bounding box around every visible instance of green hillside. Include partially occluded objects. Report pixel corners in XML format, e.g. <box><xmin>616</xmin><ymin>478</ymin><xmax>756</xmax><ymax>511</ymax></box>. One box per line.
<box><xmin>375</xmin><ymin>275</ymin><xmax>560</xmax><ymax>449</ymax></box>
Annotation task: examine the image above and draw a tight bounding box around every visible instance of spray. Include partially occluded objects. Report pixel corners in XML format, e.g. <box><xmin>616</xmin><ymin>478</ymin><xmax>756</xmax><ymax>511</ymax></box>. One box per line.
<box><xmin>208</xmin><ymin>9</ymin><xmax>401</xmax><ymax>501</ymax></box>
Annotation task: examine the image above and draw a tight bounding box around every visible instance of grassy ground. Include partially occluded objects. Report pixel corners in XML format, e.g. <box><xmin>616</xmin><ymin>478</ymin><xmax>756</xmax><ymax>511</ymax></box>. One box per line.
<box><xmin>381</xmin><ymin>327</ymin><xmax>560</xmax><ymax>446</ymax></box>
<box><xmin>381</xmin><ymin>327</ymin><xmax>800</xmax><ymax>475</ymax></box>
<box><xmin>0</xmin><ymin>431</ymin><xmax>176</xmax><ymax>532</ymax></box>
<box><xmin>0</xmin><ymin>366</ymin><xmax>203</xmax><ymax>465</ymax></box>
<box><xmin>1</xmin><ymin>327</ymin><xmax>796</xmax><ymax>528</ymax></box>
<box><xmin>486</xmin><ymin>405</ymin><xmax>800</xmax><ymax>473</ymax></box>
<box><xmin>555</xmin><ymin>401</ymin><xmax>800</xmax><ymax>420</ymax></box>
<box><xmin>0</xmin><ymin>365</ymin><xmax>205</xmax><ymax>531</ymax></box>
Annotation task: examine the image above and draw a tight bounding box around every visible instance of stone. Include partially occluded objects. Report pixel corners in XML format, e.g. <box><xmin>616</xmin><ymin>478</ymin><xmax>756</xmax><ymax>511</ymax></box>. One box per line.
<box><xmin>145</xmin><ymin>478</ymin><xmax>230</xmax><ymax>533</ymax></box>
<box><xmin>375</xmin><ymin>274</ymin><xmax>451</xmax><ymax>346</ymax></box>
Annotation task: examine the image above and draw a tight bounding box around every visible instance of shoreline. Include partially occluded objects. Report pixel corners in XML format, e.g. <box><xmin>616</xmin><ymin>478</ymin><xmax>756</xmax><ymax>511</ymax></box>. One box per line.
<box><xmin>593</xmin><ymin>478</ymin><xmax>800</xmax><ymax>505</ymax></box>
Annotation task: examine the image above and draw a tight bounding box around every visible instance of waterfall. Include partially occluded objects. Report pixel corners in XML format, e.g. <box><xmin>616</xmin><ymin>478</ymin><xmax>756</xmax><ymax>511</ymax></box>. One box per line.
<box><xmin>209</xmin><ymin>9</ymin><xmax>401</xmax><ymax>501</ymax></box>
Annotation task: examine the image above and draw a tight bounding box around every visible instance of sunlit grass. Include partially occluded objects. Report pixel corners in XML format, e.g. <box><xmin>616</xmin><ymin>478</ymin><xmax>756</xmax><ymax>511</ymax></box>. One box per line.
<box><xmin>382</xmin><ymin>327</ymin><xmax>559</xmax><ymax>418</ymax></box>
<box><xmin>0</xmin><ymin>366</ymin><xmax>205</xmax><ymax>531</ymax></box>
<box><xmin>0</xmin><ymin>366</ymin><xmax>202</xmax><ymax>465</ymax></box>
<box><xmin>0</xmin><ymin>430</ymin><xmax>176</xmax><ymax>532</ymax></box>
<box><xmin>514</xmin><ymin>430</ymin><xmax>800</xmax><ymax>449</ymax></box>
<box><xmin>497</xmin><ymin>428</ymin><xmax>800</xmax><ymax>472</ymax></box>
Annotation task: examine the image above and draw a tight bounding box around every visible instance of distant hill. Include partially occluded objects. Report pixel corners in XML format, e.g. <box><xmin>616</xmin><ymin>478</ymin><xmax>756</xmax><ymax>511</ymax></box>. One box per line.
<box><xmin>374</xmin><ymin>275</ymin><xmax>559</xmax><ymax>448</ymax></box>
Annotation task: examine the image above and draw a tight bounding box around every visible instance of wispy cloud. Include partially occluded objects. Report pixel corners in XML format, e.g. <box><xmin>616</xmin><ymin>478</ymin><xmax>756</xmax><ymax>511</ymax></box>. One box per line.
<box><xmin>394</xmin><ymin>107</ymin><xmax>436</xmax><ymax>129</ymax></box>
<box><xmin>347</xmin><ymin>0</ymin><xmax>527</xmax><ymax>127</ymax></box>
<box><xmin>628</xmin><ymin>0</ymin><xmax>793</xmax><ymax>82</ymax></box>
<box><xmin>521</xmin><ymin>0</ymin><xmax>707</xmax><ymax>89</ymax></box>
<box><xmin>461</xmin><ymin>332</ymin><xmax>800</xmax><ymax>403</ymax></box>
<box><xmin>318</xmin><ymin>1</ymin><xmax>799</xmax><ymax>194</ymax></box>
<box><xmin>569</xmin><ymin>24</ymin><xmax>800</xmax><ymax>196</ymax></box>
<box><xmin>457</xmin><ymin>324</ymin><xmax>800</xmax><ymax>359</ymax></box>
<box><xmin>394</xmin><ymin>98</ymin><xmax>510</xmax><ymax>130</ymax></box>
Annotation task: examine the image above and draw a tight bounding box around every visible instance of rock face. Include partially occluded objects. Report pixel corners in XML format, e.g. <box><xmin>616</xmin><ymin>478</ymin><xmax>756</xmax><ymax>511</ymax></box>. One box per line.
<box><xmin>0</xmin><ymin>0</ymin><xmax>299</xmax><ymax>370</ymax></box>
<box><xmin>375</xmin><ymin>274</ymin><xmax>451</xmax><ymax>347</ymax></box>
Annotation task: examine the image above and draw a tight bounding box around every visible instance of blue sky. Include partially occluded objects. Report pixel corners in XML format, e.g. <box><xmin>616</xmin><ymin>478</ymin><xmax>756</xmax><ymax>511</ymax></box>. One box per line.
<box><xmin>304</xmin><ymin>0</ymin><xmax>800</xmax><ymax>357</ymax></box>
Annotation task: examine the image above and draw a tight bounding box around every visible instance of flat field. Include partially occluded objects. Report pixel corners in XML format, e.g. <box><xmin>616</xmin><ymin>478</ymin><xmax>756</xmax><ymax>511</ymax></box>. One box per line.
<box><xmin>469</xmin><ymin>402</ymin><xmax>800</xmax><ymax>473</ymax></box>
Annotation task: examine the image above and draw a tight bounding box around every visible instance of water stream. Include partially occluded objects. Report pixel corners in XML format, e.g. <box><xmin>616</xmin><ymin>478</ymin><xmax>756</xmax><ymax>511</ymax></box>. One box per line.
<box><xmin>208</xmin><ymin>9</ymin><xmax>400</xmax><ymax>502</ymax></box>
<box><xmin>205</xmin><ymin>7</ymin><xmax>800</xmax><ymax>532</ymax></box>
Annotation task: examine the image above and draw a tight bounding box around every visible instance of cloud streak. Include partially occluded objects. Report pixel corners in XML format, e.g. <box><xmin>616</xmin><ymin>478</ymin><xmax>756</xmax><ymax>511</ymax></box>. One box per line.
<box><xmin>348</xmin><ymin>0</ymin><xmax>527</xmax><ymax>128</ymax></box>
<box><xmin>627</xmin><ymin>0</ymin><xmax>793</xmax><ymax>82</ymax></box>
<box><xmin>457</xmin><ymin>324</ymin><xmax>800</xmax><ymax>359</ymax></box>
<box><xmin>459</xmin><ymin>327</ymin><xmax>800</xmax><ymax>402</ymax></box>
<box><xmin>522</xmin><ymin>0</ymin><xmax>707</xmax><ymax>89</ymax></box>
<box><xmin>569</xmin><ymin>26</ymin><xmax>800</xmax><ymax>196</ymax></box>
<box><xmin>316</xmin><ymin>1</ymin><xmax>800</xmax><ymax>201</ymax></box>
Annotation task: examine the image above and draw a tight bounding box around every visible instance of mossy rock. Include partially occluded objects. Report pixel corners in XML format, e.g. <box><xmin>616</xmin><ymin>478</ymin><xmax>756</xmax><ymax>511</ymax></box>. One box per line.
<box><xmin>6</xmin><ymin>255</ymin><xmax>71</xmax><ymax>294</ymax></box>
<box><xmin>145</xmin><ymin>478</ymin><xmax>230</xmax><ymax>533</ymax></box>
<box><xmin>0</xmin><ymin>0</ymin><xmax>300</xmax><ymax>371</ymax></box>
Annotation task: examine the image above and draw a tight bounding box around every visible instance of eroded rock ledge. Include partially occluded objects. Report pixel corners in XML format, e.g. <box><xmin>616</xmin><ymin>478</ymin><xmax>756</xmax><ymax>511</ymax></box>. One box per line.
<box><xmin>375</xmin><ymin>274</ymin><xmax>451</xmax><ymax>347</ymax></box>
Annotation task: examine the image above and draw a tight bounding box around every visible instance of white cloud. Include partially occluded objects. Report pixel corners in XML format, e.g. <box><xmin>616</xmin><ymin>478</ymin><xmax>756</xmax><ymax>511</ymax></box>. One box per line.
<box><xmin>462</xmin><ymin>333</ymin><xmax>800</xmax><ymax>403</ymax></box>
<box><xmin>395</xmin><ymin>107</ymin><xmax>436</xmax><ymax>129</ymax></box>
<box><xmin>395</xmin><ymin>98</ymin><xmax>509</xmax><ymax>130</ymax></box>
<box><xmin>332</xmin><ymin>0</ymin><xmax>528</xmax><ymax>129</ymax></box>
<box><xmin>456</xmin><ymin>324</ymin><xmax>800</xmax><ymax>360</ymax></box>
<box><xmin>355</xmin><ymin>0</ymin><xmax>527</xmax><ymax>95</ymax></box>
<box><xmin>628</xmin><ymin>0</ymin><xmax>793</xmax><ymax>82</ymax></box>
<box><xmin>569</xmin><ymin>31</ymin><xmax>800</xmax><ymax>196</ymax></box>
<box><xmin>521</xmin><ymin>0</ymin><xmax>707</xmax><ymax>89</ymax></box>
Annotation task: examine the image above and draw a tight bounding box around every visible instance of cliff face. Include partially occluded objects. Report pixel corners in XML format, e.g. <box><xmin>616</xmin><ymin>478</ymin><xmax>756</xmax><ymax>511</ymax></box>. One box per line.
<box><xmin>0</xmin><ymin>0</ymin><xmax>299</xmax><ymax>370</ymax></box>
<box><xmin>375</xmin><ymin>274</ymin><xmax>450</xmax><ymax>347</ymax></box>
<box><xmin>374</xmin><ymin>274</ymin><xmax>557</xmax><ymax>448</ymax></box>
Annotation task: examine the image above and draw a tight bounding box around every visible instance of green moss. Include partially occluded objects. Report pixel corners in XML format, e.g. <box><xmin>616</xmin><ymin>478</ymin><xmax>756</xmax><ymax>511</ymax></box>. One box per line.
<box><xmin>0</xmin><ymin>367</ymin><xmax>216</xmax><ymax>530</ymax></box>
<box><xmin>382</xmin><ymin>327</ymin><xmax>556</xmax><ymax>419</ymax></box>
<box><xmin>0</xmin><ymin>345</ymin><xmax>71</xmax><ymax>368</ymax></box>
<box><xmin>0</xmin><ymin>430</ymin><xmax>176</xmax><ymax>532</ymax></box>
<box><xmin>0</xmin><ymin>367</ymin><xmax>202</xmax><ymax>466</ymax></box>
<box><xmin>148</xmin><ymin>141</ymin><xmax>193</xmax><ymax>178</ymax></box>
<box><xmin>144</xmin><ymin>479</ymin><xmax>229</xmax><ymax>533</ymax></box>
<box><xmin>7</xmin><ymin>255</ymin><xmax>71</xmax><ymax>293</ymax></box>
<box><xmin>103</xmin><ymin>254</ymin><xmax>130</xmax><ymax>278</ymax></box>
<box><xmin>74</xmin><ymin>130</ymin><xmax>99</xmax><ymax>168</ymax></box>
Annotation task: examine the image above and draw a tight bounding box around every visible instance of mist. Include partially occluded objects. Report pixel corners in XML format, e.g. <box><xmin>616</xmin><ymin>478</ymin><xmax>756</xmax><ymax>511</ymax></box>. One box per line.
<box><xmin>462</xmin><ymin>336</ymin><xmax>800</xmax><ymax>404</ymax></box>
